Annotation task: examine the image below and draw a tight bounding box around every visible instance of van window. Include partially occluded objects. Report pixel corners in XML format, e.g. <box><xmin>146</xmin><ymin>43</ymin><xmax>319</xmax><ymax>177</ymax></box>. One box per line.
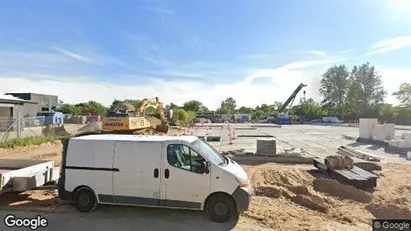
<box><xmin>167</xmin><ymin>144</ymin><xmax>205</xmax><ymax>173</ymax></box>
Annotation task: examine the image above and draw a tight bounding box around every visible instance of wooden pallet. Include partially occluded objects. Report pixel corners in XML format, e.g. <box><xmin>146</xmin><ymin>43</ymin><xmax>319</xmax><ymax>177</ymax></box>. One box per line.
<box><xmin>313</xmin><ymin>157</ymin><xmax>378</xmax><ymax>190</ymax></box>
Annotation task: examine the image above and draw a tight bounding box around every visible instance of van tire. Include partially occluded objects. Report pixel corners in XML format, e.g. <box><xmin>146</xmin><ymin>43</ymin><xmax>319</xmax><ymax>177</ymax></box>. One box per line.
<box><xmin>206</xmin><ymin>194</ymin><xmax>236</xmax><ymax>223</ymax></box>
<box><xmin>73</xmin><ymin>187</ymin><xmax>98</xmax><ymax>213</ymax></box>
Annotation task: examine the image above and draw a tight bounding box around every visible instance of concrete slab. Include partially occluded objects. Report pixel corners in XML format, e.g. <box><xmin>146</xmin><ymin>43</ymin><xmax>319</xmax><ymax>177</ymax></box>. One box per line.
<box><xmin>192</xmin><ymin>123</ymin><xmax>408</xmax><ymax>164</ymax></box>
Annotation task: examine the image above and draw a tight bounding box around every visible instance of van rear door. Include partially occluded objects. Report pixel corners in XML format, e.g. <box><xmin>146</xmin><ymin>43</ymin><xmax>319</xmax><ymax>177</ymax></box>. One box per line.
<box><xmin>112</xmin><ymin>141</ymin><xmax>162</xmax><ymax>206</ymax></box>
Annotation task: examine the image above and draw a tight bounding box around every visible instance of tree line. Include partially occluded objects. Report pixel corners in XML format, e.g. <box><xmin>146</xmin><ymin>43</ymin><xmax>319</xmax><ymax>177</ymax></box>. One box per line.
<box><xmin>56</xmin><ymin>62</ymin><xmax>411</xmax><ymax>125</ymax></box>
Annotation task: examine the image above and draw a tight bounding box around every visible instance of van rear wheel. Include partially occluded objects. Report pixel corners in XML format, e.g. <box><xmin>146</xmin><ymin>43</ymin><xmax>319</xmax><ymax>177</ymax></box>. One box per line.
<box><xmin>207</xmin><ymin>194</ymin><xmax>236</xmax><ymax>223</ymax></box>
<box><xmin>73</xmin><ymin>187</ymin><xmax>98</xmax><ymax>213</ymax></box>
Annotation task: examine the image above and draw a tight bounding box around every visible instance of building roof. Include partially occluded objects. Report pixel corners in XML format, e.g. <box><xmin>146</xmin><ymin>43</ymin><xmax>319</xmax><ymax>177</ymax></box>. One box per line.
<box><xmin>72</xmin><ymin>134</ymin><xmax>199</xmax><ymax>143</ymax></box>
<box><xmin>0</xmin><ymin>94</ymin><xmax>38</xmax><ymax>105</ymax></box>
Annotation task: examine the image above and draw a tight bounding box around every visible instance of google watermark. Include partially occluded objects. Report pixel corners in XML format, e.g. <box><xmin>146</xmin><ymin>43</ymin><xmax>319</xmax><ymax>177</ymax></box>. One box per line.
<box><xmin>373</xmin><ymin>219</ymin><xmax>411</xmax><ymax>230</ymax></box>
<box><xmin>3</xmin><ymin>214</ymin><xmax>48</xmax><ymax>230</ymax></box>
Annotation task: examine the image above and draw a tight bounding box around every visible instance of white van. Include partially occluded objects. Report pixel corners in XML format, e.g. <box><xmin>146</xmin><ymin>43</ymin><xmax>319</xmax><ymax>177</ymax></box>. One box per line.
<box><xmin>58</xmin><ymin>134</ymin><xmax>253</xmax><ymax>222</ymax></box>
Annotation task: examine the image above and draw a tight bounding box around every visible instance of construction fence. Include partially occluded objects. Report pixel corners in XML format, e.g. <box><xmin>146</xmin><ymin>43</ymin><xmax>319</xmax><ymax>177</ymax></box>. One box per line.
<box><xmin>0</xmin><ymin>115</ymin><xmax>99</xmax><ymax>143</ymax></box>
<box><xmin>0</xmin><ymin>116</ymin><xmax>48</xmax><ymax>143</ymax></box>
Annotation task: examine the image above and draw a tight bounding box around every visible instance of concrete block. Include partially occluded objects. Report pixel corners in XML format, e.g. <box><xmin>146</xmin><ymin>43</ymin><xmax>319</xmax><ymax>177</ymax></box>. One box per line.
<box><xmin>389</xmin><ymin>139</ymin><xmax>400</xmax><ymax>146</ymax></box>
<box><xmin>384</xmin><ymin>123</ymin><xmax>396</xmax><ymax>140</ymax></box>
<box><xmin>398</xmin><ymin>140</ymin><xmax>406</xmax><ymax>148</ymax></box>
<box><xmin>359</xmin><ymin>118</ymin><xmax>379</xmax><ymax>139</ymax></box>
<box><xmin>374</xmin><ymin>125</ymin><xmax>386</xmax><ymax>141</ymax></box>
<box><xmin>404</xmin><ymin>133</ymin><xmax>411</xmax><ymax>146</ymax></box>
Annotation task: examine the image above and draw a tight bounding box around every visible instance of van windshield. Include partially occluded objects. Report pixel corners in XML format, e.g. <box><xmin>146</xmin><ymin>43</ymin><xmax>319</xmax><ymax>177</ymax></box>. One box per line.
<box><xmin>191</xmin><ymin>139</ymin><xmax>226</xmax><ymax>166</ymax></box>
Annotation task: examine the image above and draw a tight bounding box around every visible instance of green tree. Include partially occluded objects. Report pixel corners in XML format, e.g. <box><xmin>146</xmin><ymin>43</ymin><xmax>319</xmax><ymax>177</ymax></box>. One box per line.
<box><xmin>58</xmin><ymin>104</ymin><xmax>82</xmax><ymax>115</ymax></box>
<box><xmin>237</xmin><ymin>106</ymin><xmax>254</xmax><ymax>114</ymax></box>
<box><xmin>171</xmin><ymin>108</ymin><xmax>196</xmax><ymax>126</ymax></box>
<box><xmin>393</xmin><ymin>83</ymin><xmax>411</xmax><ymax>106</ymax></box>
<box><xmin>394</xmin><ymin>106</ymin><xmax>411</xmax><ymax>125</ymax></box>
<box><xmin>183</xmin><ymin>100</ymin><xmax>203</xmax><ymax>112</ymax></box>
<box><xmin>259</xmin><ymin>104</ymin><xmax>274</xmax><ymax>114</ymax></box>
<box><xmin>86</xmin><ymin>101</ymin><xmax>108</xmax><ymax>115</ymax></box>
<box><xmin>217</xmin><ymin>97</ymin><xmax>237</xmax><ymax>114</ymax></box>
<box><xmin>377</xmin><ymin>103</ymin><xmax>395</xmax><ymax>122</ymax></box>
<box><xmin>346</xmin><ymin>63</ymin><xmax>386</xmax><ymax>118</ymax></box>
<box><xmin>319</xmin><ymin>65</ymin><xmax>350</xmax><ymax>115</ymax></box>
<box><xmin>169</xmin><ymin>102</ymin><xmax>180</xmax><ymax>109</ymax></box>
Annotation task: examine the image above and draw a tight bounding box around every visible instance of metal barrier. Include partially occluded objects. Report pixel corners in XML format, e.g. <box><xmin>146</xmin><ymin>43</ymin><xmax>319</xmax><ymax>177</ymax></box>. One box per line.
<box><xmin>0</xmin><ymin>116</ymin><xmax>46</xmax><ymax>143</ymax></box>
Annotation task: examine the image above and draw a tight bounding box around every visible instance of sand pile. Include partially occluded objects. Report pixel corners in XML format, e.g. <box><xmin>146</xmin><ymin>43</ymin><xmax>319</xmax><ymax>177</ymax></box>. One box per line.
<box><xmin>78</xmin><ymin>122</ymin><xmax>102</xmax><ymax>132</ymax></box>
<box><xmin>42</xmin><ymin>126</ymin><xmax>71</xmax><ymax>136</ymax></box>
<box><xmin>366</xmin><ymin>203</ymin><xmax>411</xmax><ymax>219</ymax></box>
<box><xmin>313</xmin><ymin>178</ymin><xmax>372</xmax><ymax>203</ymax></box>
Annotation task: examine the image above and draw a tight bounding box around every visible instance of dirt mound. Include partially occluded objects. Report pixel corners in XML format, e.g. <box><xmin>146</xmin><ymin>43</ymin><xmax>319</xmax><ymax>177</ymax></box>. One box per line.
<box><xmin>78</xmin><ymin>122</ymin><xmax>102</xmax><ymax>132</ymax></box>
<box><xmin>366</xmin><ymin>203</ymin><xmax>411</xmax><ymax>219</ymax></box>
<box><xmin>313</xmin><ymin>178</ymin><xmax>372</xmax><ymax>203</ymax></box>
<box><xmin>260</xmin><ymin>167</ymin><xmax>314</xmax><ymax>187</ymax></box>
<box><xmin>42</xmin><ymin>126</ymin><xmax>71</xmax><ymax>136</ymax></box>
<box><xmin>289</xmin><ymin>195</ymin><xmax>329</xmax><ymax>213</ymax></box>
<box><xmin>255</xmin><ymin>185</ymin><xmax>282</xmax><ymax>198</ymax></box>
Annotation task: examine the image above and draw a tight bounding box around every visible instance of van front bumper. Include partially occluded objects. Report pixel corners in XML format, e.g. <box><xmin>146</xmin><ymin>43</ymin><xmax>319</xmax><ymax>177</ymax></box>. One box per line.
<box><xmin>231</xmin><ymin>186</ymin><xmax>253</xmax><ymax>214</ymax></box>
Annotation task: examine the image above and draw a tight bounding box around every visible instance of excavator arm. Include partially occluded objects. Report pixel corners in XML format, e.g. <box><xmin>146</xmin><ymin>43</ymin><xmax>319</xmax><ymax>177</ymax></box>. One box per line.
<box><xmin>135</xmin><ymin>97</ymin><xmax>170</xmax><ymax>133</ymax></box>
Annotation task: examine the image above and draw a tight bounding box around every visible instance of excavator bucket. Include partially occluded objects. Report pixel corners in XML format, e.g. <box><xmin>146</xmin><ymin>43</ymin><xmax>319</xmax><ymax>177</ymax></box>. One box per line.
<box><xmin>155</xmin><ymin>123</ymin><xmax>170</xmax><ymax>134</ymax></box>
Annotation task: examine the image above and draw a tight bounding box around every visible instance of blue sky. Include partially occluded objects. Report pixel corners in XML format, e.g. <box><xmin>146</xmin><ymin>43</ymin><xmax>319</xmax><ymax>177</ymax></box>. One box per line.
<box><xmin>0</xmin><ymin>0</ymin><xmax>410</xmax><ymax>109</ymax></box>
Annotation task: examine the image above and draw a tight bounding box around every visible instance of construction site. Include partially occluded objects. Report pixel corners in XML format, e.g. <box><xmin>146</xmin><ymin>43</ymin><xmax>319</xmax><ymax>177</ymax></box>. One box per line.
<box><xmin>0</xmin><ymin>114</ymin><xmax>411</xmax><ymax>230</ymax></box>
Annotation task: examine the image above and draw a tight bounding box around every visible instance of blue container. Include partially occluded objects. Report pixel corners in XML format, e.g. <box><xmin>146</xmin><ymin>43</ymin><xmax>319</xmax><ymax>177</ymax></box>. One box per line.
<box><xmin>36</xmin><ymin>112</ymin><xmax>64</xmax><ymax>126</ymax></box>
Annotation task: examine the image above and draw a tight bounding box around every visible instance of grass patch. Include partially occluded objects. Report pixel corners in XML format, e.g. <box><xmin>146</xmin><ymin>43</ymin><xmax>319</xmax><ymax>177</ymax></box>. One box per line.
<box><xmin>0</xmin><ymin>135</ymin><xmax>70</xmax><ymax>149</ymax></box>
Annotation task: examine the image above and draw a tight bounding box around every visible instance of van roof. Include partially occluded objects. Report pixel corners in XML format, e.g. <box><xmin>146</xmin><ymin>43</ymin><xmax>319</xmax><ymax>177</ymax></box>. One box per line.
<box><xmin>71</xmin><ymin>134</ymin><xmax>199</xmax><ymax>143</ymax></box>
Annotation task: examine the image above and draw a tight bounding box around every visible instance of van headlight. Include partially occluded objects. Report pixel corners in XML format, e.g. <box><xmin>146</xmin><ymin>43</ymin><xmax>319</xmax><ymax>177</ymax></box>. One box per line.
<box><xmin>235</xmin><ymin>173</ymin><xmax>249</xmax><ymax>188</ymax></box>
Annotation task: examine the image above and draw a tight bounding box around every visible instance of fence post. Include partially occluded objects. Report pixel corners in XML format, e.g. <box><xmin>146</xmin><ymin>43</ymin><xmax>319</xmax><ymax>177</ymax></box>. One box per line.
<box><xmin>16</xmin><ymin>112</ymin><xmax>22</xmax><ymax>139</ymax></box>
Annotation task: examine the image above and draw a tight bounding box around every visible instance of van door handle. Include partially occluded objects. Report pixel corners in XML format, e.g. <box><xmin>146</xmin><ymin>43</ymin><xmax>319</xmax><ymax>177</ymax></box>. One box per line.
<box><xmin>165</xmin><ymin>169</ymin><xmax>169</xmax><ymax>179</ymax></box>
<box><xmin>154</xmin><ymin>168</ymin><xmax>159</xmax><ymax>178</ymax></box>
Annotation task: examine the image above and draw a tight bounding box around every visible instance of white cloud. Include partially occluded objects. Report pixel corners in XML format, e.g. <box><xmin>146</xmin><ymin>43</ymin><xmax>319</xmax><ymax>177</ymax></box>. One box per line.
<box><xmin>379</xmin><ymin>67</ymin><xmax>411</xmax><ymax>104</ymax></box>
<box><xmin>364</xmin><ymin>36</ymin><xmax>411</xmax><ymax>56</ymax></box>
<box><xmin>51</xmin><ymin>47</ymin><xmax>96</xmax><ymax>64</ymax></box>
<box><xmin>304</xmin><ymin>50</ymin><xmax>327</xmax><ymax>56</ymax></box>
<box><xmin>1</xmin><ymin>65</ymin><xmax>406</xmax><ymax>110</ymax></box>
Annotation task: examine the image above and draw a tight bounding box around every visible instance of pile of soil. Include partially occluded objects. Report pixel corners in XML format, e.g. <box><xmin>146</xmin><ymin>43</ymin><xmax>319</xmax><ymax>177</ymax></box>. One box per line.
<box><xmin>243</xmin><ymin>163</ymin><xmax>376</xmax><ymax>230</ymax></box>
<box><xmin>313</xmin><ymin>178</ymin><xmax>372</xmax><ymax>203</ymax></box>
<box><xmin>78</xmin><ymin>122</ymin><xmax>102</xmax><ymax>133</ymax></box>
<box><xmin>42</xmin><ymin>126</ymin><xmax>71</xmax><ymax>136</ymax></box>
<box><xmin>366</xmin><ymin>203</ymin><xmax>411</xmax><ymax>219</ymax></box>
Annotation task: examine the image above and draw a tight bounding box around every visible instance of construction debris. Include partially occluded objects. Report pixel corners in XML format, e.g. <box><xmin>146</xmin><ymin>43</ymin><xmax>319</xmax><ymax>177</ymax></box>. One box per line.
<box><xmin>337</xmin><ymin>146</ymin><xmax>381</xmax><ymax>162</ymax></box>
<box><xmin>325</xmin><ymin>155</ymin><xmax>354</xmax><ymax>170</ymax></box>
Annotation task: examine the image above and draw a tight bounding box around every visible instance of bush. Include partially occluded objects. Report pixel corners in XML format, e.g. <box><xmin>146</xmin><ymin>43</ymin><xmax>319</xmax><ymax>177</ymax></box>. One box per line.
<box><xmin>0</xmin><ymin>135</ymin><xmax>69</xmax><ymax>149</ymax></box>
<box><xmin>172</xmin><ymin>108</ymin><xmax>196</xmax><ymax>126</ymax></box>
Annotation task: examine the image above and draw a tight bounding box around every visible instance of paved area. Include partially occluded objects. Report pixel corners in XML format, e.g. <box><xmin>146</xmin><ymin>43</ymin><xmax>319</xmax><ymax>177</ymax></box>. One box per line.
<box><xmin>196</xmin><ymin>123</ymin><xmax>408</xmax><ymax>163</ymax></box>
<box><xmin>0</xmin><ymin>205</ymin><xmax>268</xmax><ymax>231</ymax></box>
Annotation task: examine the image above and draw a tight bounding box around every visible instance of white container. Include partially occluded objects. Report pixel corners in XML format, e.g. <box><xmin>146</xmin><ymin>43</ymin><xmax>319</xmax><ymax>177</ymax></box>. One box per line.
<box><xmin>407</xmin><ymin>151</ymin><xmax>411</xmax><ymax>160</ymax></box>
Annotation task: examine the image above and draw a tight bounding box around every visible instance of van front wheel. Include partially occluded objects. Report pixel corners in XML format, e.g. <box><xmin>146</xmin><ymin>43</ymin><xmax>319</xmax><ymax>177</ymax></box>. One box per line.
<box><xmin>206</xmin><ymin>194</ymin><xmax>236</xmax><ymax>222</ymax></box>
<box><xmin>73</xmin><ymin>187</ymin><xmax>98</xmax><ymax>213</ymax></box>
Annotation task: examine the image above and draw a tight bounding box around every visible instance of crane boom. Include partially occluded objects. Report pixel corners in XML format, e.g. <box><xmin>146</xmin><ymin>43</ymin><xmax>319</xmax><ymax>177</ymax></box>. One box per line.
<box><xmin>277</xmin><ymin>83</ymin><xmax>307</xmax><ymax>113</ymax></box>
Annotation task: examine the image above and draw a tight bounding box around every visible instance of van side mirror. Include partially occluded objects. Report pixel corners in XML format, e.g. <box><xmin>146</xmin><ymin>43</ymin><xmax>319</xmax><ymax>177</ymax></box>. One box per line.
<box><xmin>199</xmin><ymin>161</ymin><xmax>210</xmax><ymax>174</ymax></box>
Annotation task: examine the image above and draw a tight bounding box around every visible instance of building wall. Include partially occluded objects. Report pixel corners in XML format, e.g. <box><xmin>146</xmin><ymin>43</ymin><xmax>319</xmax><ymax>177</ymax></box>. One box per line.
<box><xmin>22</xmin><ymin>103</ymin><xmax>40</xmax><ymax>117</ymax></box>
<box><xmin>6</xmin><ymin>93</ymin><xmax>58</xmax><ymax>114</ymax></box>
<box><xmin>29</xmin><ymin>93</ymin><xmax>58</xmax><ymax>111</ymax></box>
<box><xmin>0</xmin><ymin>106</ymin><xmax>11</xmax><ymax>117</ymax></box>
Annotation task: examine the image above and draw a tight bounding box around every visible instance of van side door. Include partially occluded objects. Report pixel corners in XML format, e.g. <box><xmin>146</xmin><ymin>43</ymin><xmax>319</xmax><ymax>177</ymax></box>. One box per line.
<box><xmin>161</xmin><ymin>141</ymin><xmax>211</xmax><ymax>209</ymax></box>
<box><xmin>112</xmin><ymin>141</ymin><xmax>162</xmax><ymax>206</ymax></box>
